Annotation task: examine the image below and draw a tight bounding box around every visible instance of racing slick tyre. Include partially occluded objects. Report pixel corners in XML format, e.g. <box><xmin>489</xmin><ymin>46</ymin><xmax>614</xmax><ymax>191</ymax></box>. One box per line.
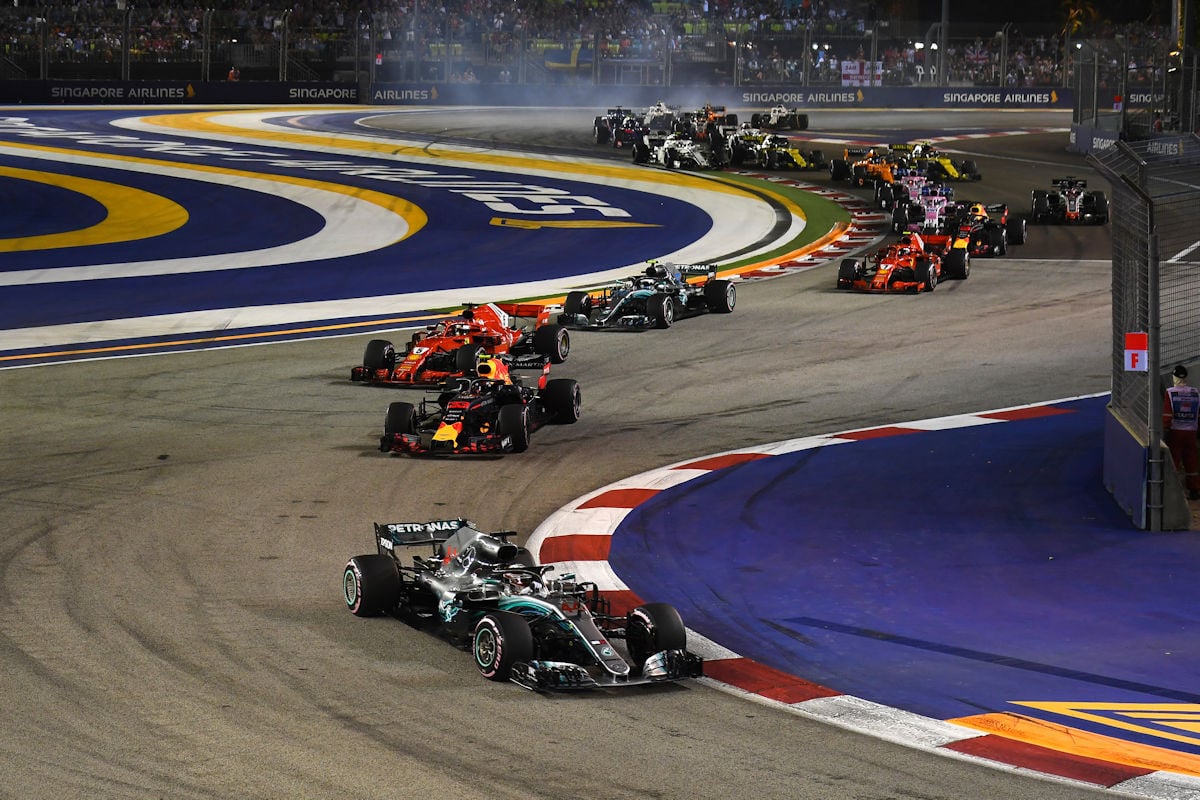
<box><xmin>343</xmin><ymin>554</ymin><xmax>401</xmax><ymax>617</ymax></box>
<box><xmin>1031</xmin><ymin>191</ymin><xmax>1049</xmax><ymax>223</ymax></box>
<box><xmin>852</xmin><ymin>165</ymin><xmax>869</xmax><ymax>187</ymax></box>
<box><xmin>454</xmin><ymin>344</ymin><xmax>484</xmax><ymax>374</ymax></box>
<box><xmin>363</xmin><ymin>339</ymin><xmax>396</xmax><ymax>371</ymax></box>
<box><xmin>632</xmin><ymin>142</ymin><xmax>650</xmax><ymax>164</ymax></box>
<box><xmin>942</xmin><ymin>250</ymin><xmax>970</xmax><ymax>280</ymax></box>
<box><xmin>837</xmin><ymin>258</ymin><xmax>861</xmax><ymax>289</ymax></box>
<box><xmin>1007</xmin><ymin>217</ymin><xmax>1027</xmax><ymax>245</ymax></box>
<box><xmin>648</xmin><ymin>293</ymin><xmax>674</xmax><ymax>329</ymax></box>
<box><xmin>593</xmin><ymin>121</ymin><xmax>610</xmax><ymax>145</ymax></box>
<box><xmin>497</xmin><ymin>403</ymin><xmax>531</xmax><ymax>452</ymax></box>
<box><xmin>533</xmin><ymin>324</ymin><xmax>570</xmax><ymax>364</ymax></box>
<box><xmin>829</xmin><ymin>159</ymin><xmax>851</xmax><ymax>181</ymax></box>
<box><xmin>876</xmin><ymin>183</ymin><xmax>894</xmax><ymax>209</ymax></box>
<box><xmin>996</xmin><ymin>228</ymin><xmax>1008</xmax><ymax>256</ymax></box>
<box><xmin>473</xmin><ymin>611</ymin><xmax>535</xmax><ymax>681</ymax></box>
<box><xmin>704</xmin><ymin>279</ymin><xmax>736</xmax><ymax>313</ymax></box>
<box><xmin>626</xmin><ymin>603</ymin><xmax>687</xmax><ymax>676</ymax></box>
<box><xmin>961</xmin><ymin>160</ymin><xmax>979</xmax><ymax>179</ymax></box>
<box><xmin>750</xmin><ymin>113</ymin><xmax>762</xmax><ymax>127</ymax></box>
<box><xmin>563</xmin><ymin>291</ymin><xmax>593</xmax><ymax>322</ymax></box>
<box><xmin>385</xmin><ymin>402</ymin><xmax>417</xmax><ymax>436</ymax></box>
<box><xmin>916</xmin><ymin>259</ymin><xmax>937</xmax><ymax>292</ymax></box>
<box><xmin>1091</xmin><ymin>194</ymin><xmax>1110</xmax><ymax>224</ymax></box>
<box><xmin>794</xmin><ymin>113</ymin><xmax>809</xmax><ymax>131</ymax></box>
<box><xmin>541</xmin><ymin>378</ymin><xmax>582</xmax><ymax>424</ymax></box>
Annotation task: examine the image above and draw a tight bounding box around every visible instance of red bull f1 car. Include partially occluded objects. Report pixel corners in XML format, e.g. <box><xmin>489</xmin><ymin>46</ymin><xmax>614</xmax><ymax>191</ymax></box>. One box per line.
<box><xmin>1031</xmin><ymin>177</ymin><xmax>1109</xmax><ymax>224</ymax></box>
<box><xmin>351</xmin><ymin>302</ymin><xmax>570</xmax><ymax>387</ymax></box>
<box><xmin>343</xmin><ymin>518</ymin><xmax>704</xmax><ymax>691</ymax></box>
<box><xmin>836</xmin><ymin>231</ymin><xmax>969</xmax><ymax>293</ymax></box>
<box><xmin>557</xmin><ymin>262</ymin><xmax>735</xmax><ymax>331</ymax></box>
<box><xmin>379</xmin><ymin>360</ymin><xmax>580</xmax><ymax>455</ymax></box>
<box><xmin>943</xmin><ymin>201</ymin><xmax>1027</xmax><ymax>256</ymax></box>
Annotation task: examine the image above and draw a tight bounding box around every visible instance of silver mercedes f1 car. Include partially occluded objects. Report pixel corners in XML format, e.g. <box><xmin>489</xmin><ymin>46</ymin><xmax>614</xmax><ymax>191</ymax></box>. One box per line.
<box><xmin>343</xmin><ymin>519</ymin><xmax>703</xmax><ymax>691</ymax></box>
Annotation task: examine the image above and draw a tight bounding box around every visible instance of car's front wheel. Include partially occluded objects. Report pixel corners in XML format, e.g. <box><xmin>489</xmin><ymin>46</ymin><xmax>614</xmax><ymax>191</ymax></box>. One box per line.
<box><xmin>474</xmin><ymin>612</ymin><xmax>534</xmax><ymax>681</ymax></box>
<box><xmin>541</xmin><ymin>378</ymin><xmax>581</xmax><ymax>424</ymax></box>
<box><xmin>363</xmin><ymin>339</ymin><xmax>395</xmax><ymax>371</ymax></box>
<box><xmin>497</xmin><ymin>403</ymin><xmax>530</xmax><ymax>452</ymax></box>
<box><xmin>648</xmin><ymin>293</ymin><xmax>674</xmax><ymax>329</ymax></box>
<box><xmin>626</xmin><ymin>603</ymin><xmax>687</xmax><ymax>675</ymax></box>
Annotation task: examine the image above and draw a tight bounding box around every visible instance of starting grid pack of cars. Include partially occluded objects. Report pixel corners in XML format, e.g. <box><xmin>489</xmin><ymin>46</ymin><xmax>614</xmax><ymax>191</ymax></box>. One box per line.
<box><xmin>342</xmin><ymin>107</ymin><xmax>1110</xmax><ymax>691</ymax></box>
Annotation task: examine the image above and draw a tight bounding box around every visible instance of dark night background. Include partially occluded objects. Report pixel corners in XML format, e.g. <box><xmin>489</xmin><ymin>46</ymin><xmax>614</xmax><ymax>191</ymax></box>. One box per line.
<box><xmin>910</xmin><ymin>1</ymin><xmax>1175</xmax><ymax>25</ymax></box>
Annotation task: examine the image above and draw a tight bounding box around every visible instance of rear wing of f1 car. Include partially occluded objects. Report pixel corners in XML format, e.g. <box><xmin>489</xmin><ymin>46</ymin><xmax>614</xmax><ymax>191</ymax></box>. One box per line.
<box><xmin>374</xmin><ymin>518</ymin><xmax>519</xmax><ymax>558</ymax></box>
<box><xmin>1051</xmin><ymin>176</ymin><xmax>1087</xmax><ymax>189</ymax></box>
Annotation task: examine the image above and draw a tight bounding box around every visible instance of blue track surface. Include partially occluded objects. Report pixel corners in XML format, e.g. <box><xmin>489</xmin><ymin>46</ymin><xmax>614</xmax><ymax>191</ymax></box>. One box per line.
<box><xmin>0</xmin><ymin>109</ymin><xmax>712</xmax><ymax>332</ymax></box>
<box><xmin>609</xmin><ymin>396</ymin><xmax>1200</xmax><ymax>753</ymax></box>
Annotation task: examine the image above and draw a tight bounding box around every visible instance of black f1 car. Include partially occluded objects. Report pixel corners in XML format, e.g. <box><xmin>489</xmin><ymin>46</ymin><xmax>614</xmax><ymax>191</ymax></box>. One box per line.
<box><xmin>379</xmin><ymin>365</ymin><xmax>580</xmax><ymax>455</ymax></box>
<box><xmin>593</xmin><ymin>107</ymin><xmax>646</xmax><ymax>148</ymax></box>
<box><xmin>557</xmin><ymin>262</ymin><xmax>735</xmax><ymax>331</ymax></box>
<box><xmin>1031</xmin><ymin>177</ymin><xmax>1109</xmax><ymax>224</ymax></box>
<box><xmin>343</xmin><ymin>519</ymin><xmax>704</xmax><ymax>691</ymax></box>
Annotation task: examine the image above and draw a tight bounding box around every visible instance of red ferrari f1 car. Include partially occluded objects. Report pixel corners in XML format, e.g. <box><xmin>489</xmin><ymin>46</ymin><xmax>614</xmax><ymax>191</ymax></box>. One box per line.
<box><xmin>351</xmin><ymin>302</ymin><xmax>570</xmax><ymax>387</ymax></box>
<box><xmin>836</xmin><ymin>231</ymin><xmax>969</xmax><ymax>293</ymax></box>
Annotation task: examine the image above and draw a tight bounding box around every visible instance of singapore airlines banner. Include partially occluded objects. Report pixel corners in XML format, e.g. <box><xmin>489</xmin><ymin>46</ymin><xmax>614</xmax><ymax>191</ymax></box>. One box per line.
<box><xmin>368</xmin><ymin>83</ymin><xmax>1074</xmax><ymax>109</ymax></box>
<box><xmin>0</xmin><ymin>79</ymin><xmax>1074</xmax><ymax>109</ymax></box>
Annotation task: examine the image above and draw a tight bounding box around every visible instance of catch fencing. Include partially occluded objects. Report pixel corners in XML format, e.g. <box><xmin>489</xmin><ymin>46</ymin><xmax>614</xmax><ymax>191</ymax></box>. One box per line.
<box><xmin>1090</xmin><ymin>135</ymin><xmax>1200</xmax><ymax>529</ymax></box>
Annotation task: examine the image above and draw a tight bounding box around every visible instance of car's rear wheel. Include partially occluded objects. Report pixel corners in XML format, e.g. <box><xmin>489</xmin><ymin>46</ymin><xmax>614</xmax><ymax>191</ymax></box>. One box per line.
<box><xmin>474</xmin><ymin>612</ymin><xmax>534</xmax><ymax>681</ymax></box>
<box><xmin>497</xmin><ymin>403</ymin><xmax>530</xmax><ymax>452</ymax></box>
<box><xmin>533</xmin><ymin>324</ymin><xmax>570</xmax><ymax>363</ymax></box>
<box><xmin>363</xmin><ymin>339</ymin><xmax>396</xmax><ymax>371</ymax></box>
<box><xmin>626</xmin><ymin>603</ymin><xmax>687</xmax><ymax>675</ymax></box>
<box><xmin>385</xmin><ymin>401</ymin><xmax>417</xmax><ymax>436</ymax></box>
<box><xmin>648</xmin><ymin>293</ymin><xmax>674</xmax><ymax>329</ymax></box>
<box><xmin>343</xmin><ymin>554</ymin><xmax>400</xmax><ymax>617</ymax></box>
<box><xmin>704</xmin><ymin>279</ymin><xmax>736</xmax><ymax>313</ymax></box>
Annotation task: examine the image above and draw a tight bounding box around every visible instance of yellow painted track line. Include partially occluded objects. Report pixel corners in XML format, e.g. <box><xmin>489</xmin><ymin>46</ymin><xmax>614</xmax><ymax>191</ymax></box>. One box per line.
<box><xmin>951</xmin><ymin>712</ymin><xmax>1200</xmax><ymax>778</ymax></box>
<box><xmin>0</xmin><ymin>165</ymin><xmax>188</xmax><ymax>251</ymax></box>
<box><xmin>0</xmin><ymin>138</ymin><xmax>428</xmax><ymax>242</ymax></box>
<box><xmin>0</xmin><ymin>312</ymin><xmax>451</xmax><ymax>364</ymax></box>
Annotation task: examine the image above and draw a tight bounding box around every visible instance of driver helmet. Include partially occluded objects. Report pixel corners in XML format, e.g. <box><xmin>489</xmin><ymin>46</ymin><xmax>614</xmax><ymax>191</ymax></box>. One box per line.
<box><xmin>476</xmin><ymin>353</ymin><xmax>509</xmax><ymax>383</ymax></box>
<box><xmin>969</xmin><ymin>203</ymin><xmax>987</xmax><ymax>218</ymax></box>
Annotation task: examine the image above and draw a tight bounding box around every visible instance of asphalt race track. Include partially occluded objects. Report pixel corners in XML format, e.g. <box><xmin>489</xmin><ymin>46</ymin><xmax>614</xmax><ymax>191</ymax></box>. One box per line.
<box><xmin>0</xmin><ymin>107</ymin><xmax>1132</xmax><ymax>800</ymax></box>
